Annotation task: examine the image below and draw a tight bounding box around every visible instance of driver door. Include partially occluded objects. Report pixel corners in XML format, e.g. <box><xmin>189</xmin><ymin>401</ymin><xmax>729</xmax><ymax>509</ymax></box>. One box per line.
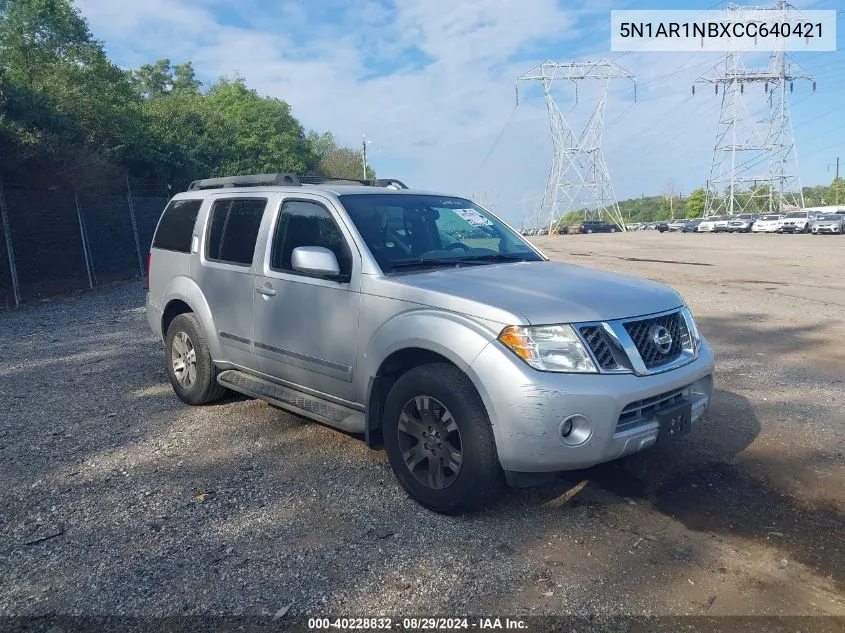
<box><xmin>252</xmin><ymin>195</ymin><xmax>362</xmax><ymax>403</ymax></box>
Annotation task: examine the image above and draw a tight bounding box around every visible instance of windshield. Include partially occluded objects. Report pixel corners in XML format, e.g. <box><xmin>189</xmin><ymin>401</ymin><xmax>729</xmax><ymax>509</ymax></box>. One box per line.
<box><xmin>735</xmin><ymin>214</ymin><xmax>753</xmax><ymax>219</ymax></box>
<box><xmin>821</xmin><ymin>214</ymin><xmax>843</xmax><ymax>221</ymax></box>
<box><xmin>785</xmin><ymin>212</ymin><xmax>806</xmax><ymax>218</ymax></box>
<box><xmin>761</xmin><ymin>215</ymin><xmax>780</xmax><ymax>220</ymax></box>
<box><xmin>338</xmin><ymin>194</ymin><xmax>544</xmax><ymax>272</ymax></box>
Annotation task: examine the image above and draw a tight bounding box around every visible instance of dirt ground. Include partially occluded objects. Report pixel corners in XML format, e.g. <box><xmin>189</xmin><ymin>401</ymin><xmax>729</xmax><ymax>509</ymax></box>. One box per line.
<box><xmin>0</xmin><ymin>231</ymin><xmax>843</xmax><ymax>620</ymax></box>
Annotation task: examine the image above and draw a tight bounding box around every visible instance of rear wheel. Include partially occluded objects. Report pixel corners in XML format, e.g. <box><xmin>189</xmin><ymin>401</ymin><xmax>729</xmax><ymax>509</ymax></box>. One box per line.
<box><xmin>165</xmin><ymin>313</ymin><xmax>227</xmax><ymax>405</ymax></box>
<box><xmin>383</xmin><ymin>363</ymin><xmax>503</xmax><ymax>514</ymax></box>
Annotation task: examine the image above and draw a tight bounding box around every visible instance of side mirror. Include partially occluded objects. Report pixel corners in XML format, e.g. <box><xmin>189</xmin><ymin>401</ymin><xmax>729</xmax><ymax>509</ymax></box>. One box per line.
<box><xmin>291</xmin><ymin>246</ymin><xmax>340</xmax><ymax>277</ymax></box>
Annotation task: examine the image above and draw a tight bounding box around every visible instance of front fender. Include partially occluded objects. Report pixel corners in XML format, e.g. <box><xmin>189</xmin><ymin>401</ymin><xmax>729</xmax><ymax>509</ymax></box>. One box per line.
<box><xmin>361</xmin><ymin>309</ymin><xmax>502</xmax><ymax>441</ymax></box>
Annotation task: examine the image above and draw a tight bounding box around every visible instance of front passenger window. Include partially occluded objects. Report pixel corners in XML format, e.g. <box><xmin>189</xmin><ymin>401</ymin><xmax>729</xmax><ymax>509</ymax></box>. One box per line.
<box><xmin>270</xmin><ymin>200</ymin><xmax>352</xmax><ymax>276</ymax></box>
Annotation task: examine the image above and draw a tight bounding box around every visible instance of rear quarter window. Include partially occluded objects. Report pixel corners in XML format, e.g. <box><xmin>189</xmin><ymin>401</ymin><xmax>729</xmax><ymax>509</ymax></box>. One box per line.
<box><xmin>205</xmin><ymin>198</ymin><xmax>267</xmax><ymax>266</ymax></box>
<box><xmin>152</xmin><ymin>199</ymin><xmax>202</xmax><ymax>252</ymax></box>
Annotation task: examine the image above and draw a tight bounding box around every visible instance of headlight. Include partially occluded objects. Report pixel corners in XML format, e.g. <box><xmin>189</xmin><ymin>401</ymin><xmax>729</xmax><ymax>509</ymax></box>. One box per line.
<box><xmin>680</xmin><ymin>306</ymin><xmax>701</xmax><ymax>352</ymax></box>
<box><xmin>498</xmin><ymin>324</ymin><xmax>597</xmax><ymax>373</ymax></box>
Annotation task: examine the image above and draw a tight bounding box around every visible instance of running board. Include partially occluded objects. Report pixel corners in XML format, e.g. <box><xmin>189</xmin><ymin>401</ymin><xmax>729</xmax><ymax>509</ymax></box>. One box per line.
<box><xmin>217</xmin><ymin>370</ymin><xmax>365</xmax><ymax>433</ymax></box>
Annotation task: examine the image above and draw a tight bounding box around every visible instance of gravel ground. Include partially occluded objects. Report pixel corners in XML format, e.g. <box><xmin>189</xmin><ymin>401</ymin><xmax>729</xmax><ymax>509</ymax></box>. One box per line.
<box><xmin>0</xmin><ymin>232</ymin><xmax>843</xmax><ymax>619</ymax></box>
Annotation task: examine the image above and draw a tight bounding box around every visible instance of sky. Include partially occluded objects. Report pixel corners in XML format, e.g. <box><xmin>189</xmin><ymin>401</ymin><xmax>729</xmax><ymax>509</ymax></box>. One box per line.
<box><xmin>74</xmin><ymin>0</ymin><xmax>844</xmax><ymax>226</ymax></box>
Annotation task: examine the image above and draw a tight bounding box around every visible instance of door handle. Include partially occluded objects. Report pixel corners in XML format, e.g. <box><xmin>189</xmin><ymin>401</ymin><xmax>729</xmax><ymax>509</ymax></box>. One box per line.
<box><xmin>256</xmin><ymin>284</ymin><xmax>276</xmax><ymax>297</ymax></box>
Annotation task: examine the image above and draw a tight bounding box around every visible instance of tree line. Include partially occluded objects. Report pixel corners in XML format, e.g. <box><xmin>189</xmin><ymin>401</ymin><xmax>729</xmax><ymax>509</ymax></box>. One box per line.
<box><xmin>0</xmin><ymin>0</ymin><xmax>371</xmax><ymax>192</ymax></box>
<box><xmin>555</xmin><ymin>178</ymin><xmax>845</xmax><ymax>227</ymax></box>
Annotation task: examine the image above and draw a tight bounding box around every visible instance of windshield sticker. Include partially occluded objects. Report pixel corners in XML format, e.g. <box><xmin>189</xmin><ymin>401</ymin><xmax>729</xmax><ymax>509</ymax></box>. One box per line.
<box><xmin>454</xmin><ymin>208</ymin><xmax>493</xmax><ymax>226</ymax></box>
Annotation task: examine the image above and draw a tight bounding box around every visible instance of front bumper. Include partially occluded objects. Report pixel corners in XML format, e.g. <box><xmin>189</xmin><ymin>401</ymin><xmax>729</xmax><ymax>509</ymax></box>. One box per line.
<box><xmin>813</xmin><ymin>226</ymin><xmax>841</xmax><ymax>234</ymax></box>
<box><xmin>469</xmin><ymin>339</ymin><xmax>715</xmax><ymax>473</ymax></box>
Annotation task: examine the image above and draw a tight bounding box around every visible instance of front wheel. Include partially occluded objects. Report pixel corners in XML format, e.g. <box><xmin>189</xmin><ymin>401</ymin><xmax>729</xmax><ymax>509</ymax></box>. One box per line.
<box><xmin>609</xmin><ymin>227</ymin><xmax>616</xmax><ymax>233</ymax></box>
<box><xmin>382</xmin><ymin>363</ymin><xmax>503</xmax><ymax>514</ymax></box>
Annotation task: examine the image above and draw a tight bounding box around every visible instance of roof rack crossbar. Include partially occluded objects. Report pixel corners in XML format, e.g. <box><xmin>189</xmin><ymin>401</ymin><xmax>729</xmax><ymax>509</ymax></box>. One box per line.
<box><xmin>186</xmin><ymin>173</ymin><xmax>409</xmax><ymax>191</ymax></box>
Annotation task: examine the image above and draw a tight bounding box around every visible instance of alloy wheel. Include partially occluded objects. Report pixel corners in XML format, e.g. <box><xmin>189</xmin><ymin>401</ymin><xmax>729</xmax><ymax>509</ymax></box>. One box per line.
<box><xmin>397</xmin><ymin>396</ymin><xmax>463</xmax><ymax>490</ymax></box>
<box><xmin>171</xmin><ymin>331</ymin><xmax>197</xmax><ymax>389</ymax></box>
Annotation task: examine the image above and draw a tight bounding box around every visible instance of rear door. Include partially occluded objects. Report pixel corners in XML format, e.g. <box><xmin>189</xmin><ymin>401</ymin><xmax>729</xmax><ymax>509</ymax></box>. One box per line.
<box><xmin>252</xmin><ymin>194</ymin><xmax>362</xmax><ymax>403</ymax></box>
<box><xmin>194</xmin><ymin>195</ymin><xmax>269</xmax><ymax>369</ymax></box>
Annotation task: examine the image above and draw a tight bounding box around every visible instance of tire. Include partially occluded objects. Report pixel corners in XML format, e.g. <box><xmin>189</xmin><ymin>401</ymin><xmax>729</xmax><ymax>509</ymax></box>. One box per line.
<box><xmin>586</xmin><ymin>229</ymin><xmax>593</xmax><ymax>234</ymax></box>
<box><xmin>382</xmin><ymin>363</ymin><xmax>503</xmax><ymax>514</ymax></box>
<box><xmin>609</xmin><ymin>227</ymin><xmax>616</xmax><ymax>233</ymax></box>
<box><xmin>165</xmin><ymin>313</ymin><xmax>227</xmax><ymax>405</ymax></box>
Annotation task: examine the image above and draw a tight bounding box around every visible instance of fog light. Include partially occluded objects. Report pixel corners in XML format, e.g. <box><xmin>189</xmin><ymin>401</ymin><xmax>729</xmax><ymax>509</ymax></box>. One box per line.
<box><xmin>559</xmin><ymin>414</ymin><xmax>592</xmax><ymax>446</ymax></box>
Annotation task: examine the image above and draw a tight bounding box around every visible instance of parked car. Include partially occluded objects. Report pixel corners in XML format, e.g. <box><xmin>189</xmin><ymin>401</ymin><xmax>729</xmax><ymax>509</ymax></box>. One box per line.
<box><xmin>667</xmin><ymin>219</ymin><xmax>687</xmax><ymax>232</ymax></box>
<box><xmin>811</xmin><ymin>213</ymin><xmax>845</xmax><ymax>235</ymax></box>
<box><xmin>751</xmin><ymin>214</ymin><xmax>783</xmax><ymax>233</ymax></box>
<box><xmin>727</xmin><ymin>213</ymin><xmax>757</xmax><ymax>233</ymax></box>
<box><xmin>557</xmin><ymin>226</ymin><xmax>570</xmax><ymax>235</ymax></box>
<box><xmin>778</xmin><ymin>211</ymin><xmax>812</xmax><ymax>233</ymax></box>
<box><xmin>682</xmin><ymin>219</ymin><xmax>703</xmax><ymax>233</ymax></box>
<box><xmin>712</xmin><ymin>216</ymin><xmax>733</xmax><ymax>232</ymax></box>
<box><xmin>145</xmin><ymin>172</ymin><xmax>714</xmax><ymax>514</ymax></box>
<box><xmin>697</xmin><ymin>216</ymin><xmax>724</xmax><ymax>232</ymax></box>
<box><xmin>656</xmin><ymin>222</ymin><xmax>670</xmax><ymax>233</ymax></box>
<box><xmin>578</xmin><ymin>219</ymin><xmax>620</xmax><ymax>234</ymax></box>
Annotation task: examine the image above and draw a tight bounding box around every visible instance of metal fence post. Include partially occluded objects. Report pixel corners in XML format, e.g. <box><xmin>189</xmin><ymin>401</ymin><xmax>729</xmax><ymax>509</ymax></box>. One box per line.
<box><xmin>0</xmin><ymin>182</ymin><xmax>21</xmax><ymax>308</ymax></box>
<box><xmin>74</xmin><ymin>192</ymin><xmax>95</xmax><ymax>289</ymax></box>
<box><xmin>126</xmin><ymin>175</ymin><xmax>145</xmax><ymax>276</ymax></box>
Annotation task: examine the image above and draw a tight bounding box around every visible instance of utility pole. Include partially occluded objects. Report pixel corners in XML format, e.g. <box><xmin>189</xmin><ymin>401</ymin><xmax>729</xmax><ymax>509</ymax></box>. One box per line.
<box><xmin>361</xmin><ymin>135</ymin><xmax>372</xmax><ymax>180</ymax></box>
<box><xmin>828</xmin><ymin>157</ymin><xmax>840</xmax><ymax>205</ymax></box>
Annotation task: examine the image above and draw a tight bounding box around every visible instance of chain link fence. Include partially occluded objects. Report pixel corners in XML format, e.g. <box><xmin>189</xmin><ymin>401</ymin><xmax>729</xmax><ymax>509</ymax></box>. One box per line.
<box><xmin>0</xmin><ymin>178</ymin><xmax>170</xmax><ymax>309</ymax></box>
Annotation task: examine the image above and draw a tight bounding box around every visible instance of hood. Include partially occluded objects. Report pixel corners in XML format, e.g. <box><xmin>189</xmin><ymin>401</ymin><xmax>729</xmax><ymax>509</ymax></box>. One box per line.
<box><xmin>365</xmin><ymin>261</ymin><xmax>684</xmax><ymax>325</ymax></box>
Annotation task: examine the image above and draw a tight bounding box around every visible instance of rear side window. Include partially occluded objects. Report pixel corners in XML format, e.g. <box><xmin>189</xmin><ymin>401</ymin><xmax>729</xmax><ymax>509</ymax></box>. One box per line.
<box><xmin>152</xmin><ymin>199</ymin><xmax>202</xmax><ymax>252</ymax></box>
<box><xmin>206</xmin><ymin>198</ymin><xmax>267</xmax><ymax>266</ymax></box>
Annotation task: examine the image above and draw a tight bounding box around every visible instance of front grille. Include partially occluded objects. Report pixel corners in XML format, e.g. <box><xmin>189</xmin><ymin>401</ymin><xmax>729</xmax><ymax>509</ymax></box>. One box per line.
<box><xmin>623</xmin><ymin>311</ymin><xmax>688</xmax><ymax>369</ymax></box>
<box><xmin>617</xmin><ymin>386</ymin><xmax>687</xmax><ymax>430</ymax></box>
<box><xmin>579</xmin><ymin>325</ymin><xmax>619</xmax><ymax>370</ymax></box>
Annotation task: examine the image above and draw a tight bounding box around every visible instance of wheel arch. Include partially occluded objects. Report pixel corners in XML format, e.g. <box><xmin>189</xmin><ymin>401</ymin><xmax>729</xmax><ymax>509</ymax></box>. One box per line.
<box><xmin>361</xmin><ymin>312</ymin><xmax>499</xmax><ymax>449</ymax></box>
<box><xmin>161</xmin><ymin>279</ymin><xmax>222</xmax><ymax>360</ymax></box>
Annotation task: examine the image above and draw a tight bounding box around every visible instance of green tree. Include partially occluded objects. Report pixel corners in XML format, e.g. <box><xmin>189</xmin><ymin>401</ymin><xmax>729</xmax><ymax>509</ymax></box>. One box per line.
<box><xmin>202</xmin><ymin>77</ymin><xmax>318</xmax><ymax>176</ymax></box>
<box><xmin>131</xmin><ymin>59</ymin><xmax>201</xmax><ymax>98</ymax></box>
<box><xmin>0</xmin><ymin>0</ymin><xmax>141</xmax><ymax>187</ymax></box>
<box><xmin>829</xmin><ymin>177</ymin><xmax>845</xmax><ymax>206</ymax></box>
<box><xmin>171</xmin><ymin>61</ymin><xmax>202</xmax><ymax>95</ymax></box>
<box><xmin>306</xmin><ymin>130</ymin><xmax>376</xmax><ymax>180</ymax></box>
<box><xmin>686</xmin><ymin>188</ymin><xmax>706</xmax><ymax>218</ymax></box>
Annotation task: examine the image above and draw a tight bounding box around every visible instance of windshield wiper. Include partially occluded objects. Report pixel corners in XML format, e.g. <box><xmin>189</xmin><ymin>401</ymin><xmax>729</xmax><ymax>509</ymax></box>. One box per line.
<box><xmin>454</xmin><ymin>253</ymin><xmax>533</xmax><ymax>263</ymax></box>
<box><xmin>389</xmin><ymin>253</ymin><xmax>534</xmax><ymax>271</ymax></box>
<box><xmin>390</xmin><ymin>256</ymin><xmax>500</xmax><ymax>270</ymax></box>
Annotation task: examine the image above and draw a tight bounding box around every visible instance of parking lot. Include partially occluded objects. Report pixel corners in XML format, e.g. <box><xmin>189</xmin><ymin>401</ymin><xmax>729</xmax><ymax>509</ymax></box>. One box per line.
<box><xmin>1</xmin><ymin>232</ymin><xmax>843</xmax><ymax>618</ymax></box>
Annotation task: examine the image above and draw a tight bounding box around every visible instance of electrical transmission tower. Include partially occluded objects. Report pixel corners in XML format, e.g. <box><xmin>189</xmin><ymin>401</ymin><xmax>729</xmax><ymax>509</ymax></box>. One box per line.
<box><xmin>517</xmin><ymin>60</ymin><xmax>636</xmax><ymax>233</ymax></box>
<box><xmin>694</xmin><ymin>1</ymin><xmax>814</xmax><ymax>216</ymax></box>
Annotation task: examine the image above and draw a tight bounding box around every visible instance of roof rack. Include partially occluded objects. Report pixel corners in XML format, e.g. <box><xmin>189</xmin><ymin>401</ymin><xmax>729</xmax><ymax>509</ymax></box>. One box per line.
<box><xmin>187</xmin><ymin>173</ymin><xmax>409</xmax><ymax>191</ymax></box>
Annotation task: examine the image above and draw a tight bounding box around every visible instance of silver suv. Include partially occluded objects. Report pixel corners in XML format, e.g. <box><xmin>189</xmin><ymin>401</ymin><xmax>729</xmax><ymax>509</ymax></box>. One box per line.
<box><xmin>146</xmin><ymin>173</ymin><xmax>715</xmax><ymax>514</ymax></box>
